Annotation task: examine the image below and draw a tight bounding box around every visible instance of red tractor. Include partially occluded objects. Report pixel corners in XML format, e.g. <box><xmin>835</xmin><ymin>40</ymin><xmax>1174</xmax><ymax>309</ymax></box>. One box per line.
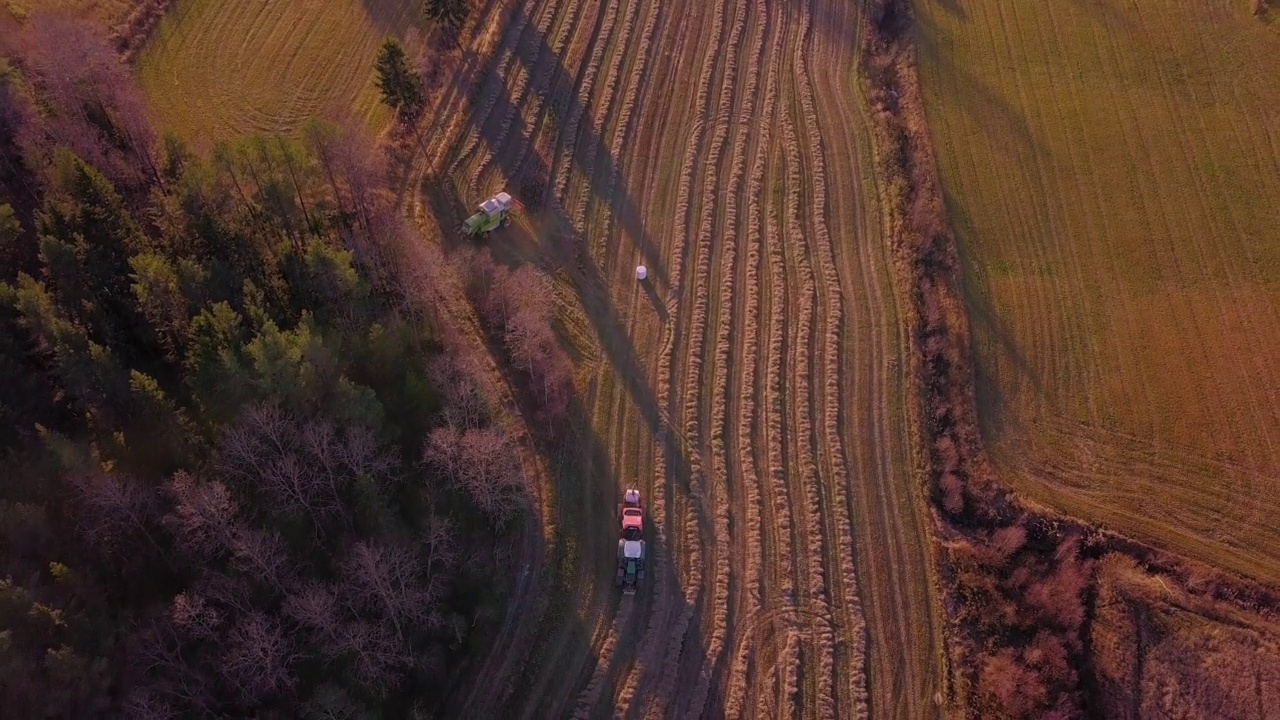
<box><xmin>616</xmin><ymin>489</ymin><xmax>645</xmax><ymax>595</ymax></box>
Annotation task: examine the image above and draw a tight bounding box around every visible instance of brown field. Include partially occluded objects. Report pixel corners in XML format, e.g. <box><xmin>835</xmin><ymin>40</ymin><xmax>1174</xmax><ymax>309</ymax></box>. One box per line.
<box><xmin>7</xmin><ymin>0</ymin><xmax>136</xmax><ymax>27</ymax></box>
<box><xmin>137</xmin><ymin>0</ymin><xmax>425</xmax><ymax>151</ymax></box>
<box><xmin>915</xmin><ymin>0</ymin><xmax>1280</xmax><ymax>583</ymax></box>
<box><xmin>395</xmin><ymin>0</ymin><xmax>948</xmax><ymax>716</ymax></box>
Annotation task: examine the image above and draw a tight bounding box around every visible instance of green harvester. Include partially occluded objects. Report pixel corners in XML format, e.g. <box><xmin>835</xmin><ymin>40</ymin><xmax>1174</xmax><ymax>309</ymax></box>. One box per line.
<box><xmin>462</xmin><ymin>191</ymin><xmax>524</xmax><ymax>237</ymax></box>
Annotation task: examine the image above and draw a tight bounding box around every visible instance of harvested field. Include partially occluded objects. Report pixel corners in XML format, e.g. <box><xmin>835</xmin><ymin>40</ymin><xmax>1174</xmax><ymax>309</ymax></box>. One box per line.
<box><xmin>915</xmin><ymin>0</ymin><xmax>1280</xmax><ymax>583</ymax></box>
<box><xmin>9</xmin><ymin>0</ymin><xmax>135</xmax><ymax>27</ymax></box>
<box><xmin>137</xmin><ymin>0</ymin><xmax>425</xmax><ymax>151</ymax></box>
<box><xmin>397</xmin><ymin>0</ymin><xmax>947</xmax><ymax>716</ymax></box>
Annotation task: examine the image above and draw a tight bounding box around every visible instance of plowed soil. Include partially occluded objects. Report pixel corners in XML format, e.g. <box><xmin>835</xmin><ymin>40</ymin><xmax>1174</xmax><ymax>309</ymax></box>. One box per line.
<box><xmin>404</xmin><ymin>0</ymin><xmax>947</xmax><ymax>716</ymax></box>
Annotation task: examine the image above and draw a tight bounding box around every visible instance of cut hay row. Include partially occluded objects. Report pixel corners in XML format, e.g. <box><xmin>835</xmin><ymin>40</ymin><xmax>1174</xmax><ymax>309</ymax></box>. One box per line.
<box><xmin>683</xmin><ymin>5</ymin><xmax>770</xmax><ymax>711</ymax></box>
<box><xmin>778</xmin><ymin>629</ymin><xmax>802</xmax><ymax>720</ymax></box>
<box><xmin>465</xmin><ymin>0</ymin><xmax>585</xmax><ymax>196</ymax></box>
<box><xmin>446</xmin><ymin>2</ymin><xmax>538</xmax><ymax>177</ymax></box>
<box><xmin>664</xmin><ymin>0</ymin><xmax>759</xmax><ymax>710</ymax></box>
<box><xmin>723</xmin><ymin>6</ymin><xmax>782</xmax><ymax>713</ymax></box>
<box><xmin>595</xmin><ymin>0</ymin><xmax>663</xmax><ymax>274</ymax></box>
<box><xmin>778</xmin><ymin>74</ymin><xmax>838</xmax><ymax>717</ymax></box>
<box><xmin>550</xmin><ymin>0</ymin><xmax>623</xmax><ymax>206</ymax></box>
<box><xmin>612</xmin><ymin>0</ymin><xmax>732</xmax><ymax>710</ymax></box>
<box><xmin>788</xmin><ymin>0</ymin><xmax>870</xmax><ymax>714</ymax></box>
<box><xmin>917</xmin><ymin>0</ymin><xmax>1280</xmax><ymax>582</ymax></box>
<box><xmin>763</xmin><ymin>155</ymin><xmax>797</xmax><ymax>605</ymax></box>
<box><xmin>629</xmin><ymin>0</ymin><xmax>746</xmax><ymax>704</ymax></box>
<box><xmin>805</xmin><ymin>0</ymin><xmax>949</xmax><ymax>714</ymax></box>
<box><xmin>573</xmin><ymin>0</ymin><xmax>643</xmax><ymax>249</ymax></box>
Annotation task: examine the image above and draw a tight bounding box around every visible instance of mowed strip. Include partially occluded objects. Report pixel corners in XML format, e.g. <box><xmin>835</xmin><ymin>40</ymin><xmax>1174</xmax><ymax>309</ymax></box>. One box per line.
<box><xmin>401</xmin><ymin>0</ymin><xmax>938</xmax><ymax>716</ymax></box>
<box><xmin>138</xmin><ymin>0</ymin><xmax>424</xmax><ymax>150</ymax></box>
<box><xmin>916</xmin><ymin>0</ymin><xmax>1280</xmax><ymax>582</ymax></box>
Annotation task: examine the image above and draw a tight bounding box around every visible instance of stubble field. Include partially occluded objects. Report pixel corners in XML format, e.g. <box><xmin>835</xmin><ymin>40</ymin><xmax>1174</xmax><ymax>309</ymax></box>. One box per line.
<box><xmin>399</xmin><ymin>0</ymin><xmax>948</xmax><ymax>716</ymax></box>
<box><xmin>136</xmin><ymin>0</ymin><xmax>425</xmax><ymax>151</ymax></box>
<box><xmin>915</xmin><ymin>0</ymin><xmax>1280</xmax><ymax>583</ymax></box>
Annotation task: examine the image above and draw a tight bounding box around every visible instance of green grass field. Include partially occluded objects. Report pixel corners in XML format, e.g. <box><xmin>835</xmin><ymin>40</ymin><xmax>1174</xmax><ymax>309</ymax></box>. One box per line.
<box><xmin>137</xmin><ymin>0</ymin><xmax>424</xmax><ymax>151</ymax></box>
<box><xmin>916</xmin><ymin>0</ymin><xmax>1280</xmax><ymax>582</ymax></box>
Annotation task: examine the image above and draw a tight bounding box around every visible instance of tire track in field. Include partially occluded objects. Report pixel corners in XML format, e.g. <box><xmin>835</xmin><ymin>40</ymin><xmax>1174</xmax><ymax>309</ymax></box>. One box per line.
<box><xmin>606</xmin><ymin>0</ymin><xmax>733</xmax><ymax>713</ymax></box>
<box><xmin>561</xmin><ymin>0</ymin><xmax>667</xmax><ymax>711</ymax></box>
<box><xmin>789</xmin><ymin>0</ymin><xmax>871</xmax><ymax>715</ymax></box>
<box><xmin>786</xmin><ymin>1</ymin><xmax>869</xmax><ymax>714</ymax></box>
<box><xmin>809</xmin><ymin>0</ymin><xmax>950</xmax><ymax>715</ymax></box>
<box><xmin>641</xmin><ymin>0</ymin><xmax>757</xmax><ymax>711</ymax></box>
<box><xmin>763</xmin><ymin>122</ymin><xmax>802</xmax><ymax>720</ymax></box>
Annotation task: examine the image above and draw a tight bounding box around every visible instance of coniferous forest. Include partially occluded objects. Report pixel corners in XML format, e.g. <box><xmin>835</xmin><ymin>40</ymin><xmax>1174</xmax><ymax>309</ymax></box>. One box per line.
<box><xmin>0</xmin><ymin>17</ymin><xmax>529</xmax><ymax>718</ymax></box>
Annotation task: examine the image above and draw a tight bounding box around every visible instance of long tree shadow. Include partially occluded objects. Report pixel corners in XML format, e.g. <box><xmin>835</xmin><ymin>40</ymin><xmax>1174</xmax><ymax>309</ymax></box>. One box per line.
<box><xmin>422</xmin><ymin>2</ymin><xmax>721</xmax><ymax>714</ymax></box>
<box><xmin>437</xmin><ymin>2</ymin><xmax>693</xmax><ymax>485</ymax></box>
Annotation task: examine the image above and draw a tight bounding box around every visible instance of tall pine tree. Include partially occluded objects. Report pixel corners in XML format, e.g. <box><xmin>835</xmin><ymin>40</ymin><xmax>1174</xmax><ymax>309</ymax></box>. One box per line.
<box><xmin>373</xmin><ymin>39</ymin><xmax>422</xmax><ymax>118</ymax></box>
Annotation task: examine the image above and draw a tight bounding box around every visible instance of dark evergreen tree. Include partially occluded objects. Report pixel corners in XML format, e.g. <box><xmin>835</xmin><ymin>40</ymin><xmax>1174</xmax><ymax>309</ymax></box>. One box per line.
<box><xmin>372</xmin><ymin>39</ymin><xmax>423</xmax><ymax>118</ymax></box>
<box><xmin>424</xmin><ymin>0</ymin><xmax>470</xmax><ymax>29</ymax></box>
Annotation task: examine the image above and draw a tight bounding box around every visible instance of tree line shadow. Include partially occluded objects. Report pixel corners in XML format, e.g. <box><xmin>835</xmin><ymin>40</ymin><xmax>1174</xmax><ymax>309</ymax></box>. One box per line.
<box><xmin>422</xmin><ymin>2</ymin><xmax>707</xmax><ymax>714</ymax></box>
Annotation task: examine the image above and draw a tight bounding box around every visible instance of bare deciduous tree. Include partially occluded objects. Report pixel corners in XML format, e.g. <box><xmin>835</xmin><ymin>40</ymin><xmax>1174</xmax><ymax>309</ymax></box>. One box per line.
<box><xmin>123</xmin><ymin>689</ymin><xmax>179</xmax><ymax>720</ymax></box>
<box><xmin>336</xmin><ymin>619</ymin><xmax>410</xmax><ymax>695</ymax></box>
<box><xmin>162</xmin><ymin>471</ymin><xmax>238</xmax><ymax>560</ymax></box>
<box><xmin>128</xmin><ymin>617</ymin><xmax>213</xmax><ymax>714</ymax></box>
<box><xmin>220</xmin><ymin>612</ymin><xmax>298</xmax><ymax>704</ymax></box>
<box><xmin>69</xmin><ymin>471</ymin><xmax>157</xmax><ymax>553</ymax></box>
<box><xmin>429</xmin><ymin>352</ymin><xmax>495</xmax><ymax>431</ymax></box>
<box><xmin>283</xmin><ymin>582</ymin><xmax>344</xmax><ymax>655</ymax></box>
<box><xmin>220</xmin><ymin>404</ymin><xmax>398</xmax><ymax>528</ymax></box>
<box><xmin>169</xmin><ymin>592</ymin><xmax>222</xmax><ymax>642</ymax></box>
<box><xmin>230</xmin><ymin>527</ymin><xmax>294</xmax><ymax>593</ymax></box>
<box><xmin>422</xmin><ymin>513</ymin><xmax>458</xmax><ymax>574</ymax></box>
<box><xmin>422</xmin><ymin>424</ymin><xmax>526</xmax><ymax>525</ymax></box>
<box><xmin>341</xmin><ymin>540</ymin><xmax>435</xmax><ymax>635</ymax></box>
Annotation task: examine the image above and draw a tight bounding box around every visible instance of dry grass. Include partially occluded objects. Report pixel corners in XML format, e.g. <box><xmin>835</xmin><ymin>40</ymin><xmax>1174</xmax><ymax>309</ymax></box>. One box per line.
<box><xmin>8</xmin><ymin>0</ymin><xmax>135</xmax><ymax>27</ymax></box>
<box><xmin>136</xmin><ymin>0</ymin><xmax>426</xmax><ymax>152</ymax></box>
<box><xmin>915</xmin><ymin>0</ymin><xmax>1280</xmax><ymax>583</ymax></box>
<box><xmin>1092</xmin><ymin>552</ymin><xmax>1280</xmax><ymax>719</ymax></box>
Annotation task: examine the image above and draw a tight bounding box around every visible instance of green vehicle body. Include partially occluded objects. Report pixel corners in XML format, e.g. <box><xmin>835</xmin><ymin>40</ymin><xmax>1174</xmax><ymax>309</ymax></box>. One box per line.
<box><xmin>463</xmin><ymin>191</ymin><xmax>523</xmax><ymax>236</ymax></box>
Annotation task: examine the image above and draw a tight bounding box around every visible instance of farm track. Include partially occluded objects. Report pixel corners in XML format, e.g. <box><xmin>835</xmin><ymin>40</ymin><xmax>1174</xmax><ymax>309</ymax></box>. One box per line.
<box><xmin>400</xmin><ymin>0</ymin><xmax>946</xmax><ymax>716</ymax></box>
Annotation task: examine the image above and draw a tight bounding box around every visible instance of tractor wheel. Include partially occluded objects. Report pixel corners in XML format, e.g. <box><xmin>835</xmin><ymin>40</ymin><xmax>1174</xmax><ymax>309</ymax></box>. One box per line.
<box><xmin>502</xmin><ymin>217</ymin><xmax>511</xmax><ymax>227</ymax></box>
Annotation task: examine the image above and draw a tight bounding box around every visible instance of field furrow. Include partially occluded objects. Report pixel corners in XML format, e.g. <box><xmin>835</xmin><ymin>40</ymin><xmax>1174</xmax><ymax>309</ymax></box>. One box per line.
<box><xmin>917</xmin><ymin>0</ymin><xmax>1280</xmax><ymax>585</ymax></box>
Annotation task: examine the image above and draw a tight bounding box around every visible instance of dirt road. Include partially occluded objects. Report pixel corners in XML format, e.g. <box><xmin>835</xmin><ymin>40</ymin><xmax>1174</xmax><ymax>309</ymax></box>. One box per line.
<box><xmin>405</xmin><ymin>0</ymin><xmax>947</xmax><ymax>716</ymax></box>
